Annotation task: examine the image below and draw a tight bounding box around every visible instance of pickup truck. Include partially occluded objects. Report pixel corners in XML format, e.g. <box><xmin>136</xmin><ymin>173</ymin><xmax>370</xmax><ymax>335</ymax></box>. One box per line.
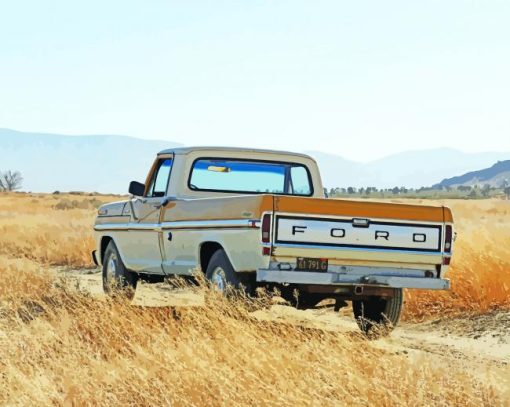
<box><xmin>93</xmin><ymin>147</ymin><xmax>454</xmax><ymax>334</ymax></box>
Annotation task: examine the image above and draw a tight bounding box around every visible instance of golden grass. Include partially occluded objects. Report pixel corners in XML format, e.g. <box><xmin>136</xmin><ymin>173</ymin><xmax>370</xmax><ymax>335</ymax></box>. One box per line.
<box><xmin>0</xmin><ymin>193</ymin><xmax>118</xmax><ymax>267</ymax></box>
<box><xmin>0</xmin><ymin>260</ymin><xmax>503</xmax><ymax>406</ymax></box>
<box><xmin>403</xmin><ymin>199</ymin><xmax>510</xmax><ymax>320</ymax></box>
<box><xmin>0</xmin><ymin>194</ymin><xmax>509</xmax><ymax>405</ymax></box>
<box><xmin>1</xmin><ymin>193</ymin><xmax>508</xmax><ymax>318</ymax></box>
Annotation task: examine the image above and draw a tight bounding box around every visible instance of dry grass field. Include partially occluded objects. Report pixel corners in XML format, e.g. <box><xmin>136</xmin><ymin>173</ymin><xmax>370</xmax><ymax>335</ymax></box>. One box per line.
<box><xmin>0</xmin><ymin>193</ymin><xmax>509</xmax><ymax>405</ymax></box>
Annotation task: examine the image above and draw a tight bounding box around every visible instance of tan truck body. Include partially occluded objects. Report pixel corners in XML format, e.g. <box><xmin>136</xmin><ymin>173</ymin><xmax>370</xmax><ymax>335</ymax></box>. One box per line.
<box><xmin>94</xmin><ymin>147</ymin><xmax>453</xmax><ymax>297</ymax></box>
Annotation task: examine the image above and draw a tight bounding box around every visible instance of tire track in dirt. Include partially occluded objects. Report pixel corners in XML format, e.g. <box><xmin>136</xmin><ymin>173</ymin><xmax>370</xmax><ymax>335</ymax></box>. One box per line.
<box><xmin>58</xmin><ymin>267</ymin><xmax>510</xmax><ymax>381</ymax></box>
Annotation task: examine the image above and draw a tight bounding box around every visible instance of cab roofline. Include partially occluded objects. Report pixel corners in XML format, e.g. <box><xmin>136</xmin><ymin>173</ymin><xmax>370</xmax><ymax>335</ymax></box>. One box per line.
<box><xmin>157</xmin><ymin>146</ymin><xmax>316</xmax><ymax>161</ymax></box>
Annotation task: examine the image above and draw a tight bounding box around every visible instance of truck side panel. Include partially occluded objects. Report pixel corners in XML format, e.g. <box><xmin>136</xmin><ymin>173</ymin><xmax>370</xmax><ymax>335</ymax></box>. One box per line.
<box><xmin>159</xmin><ymin>195</ymin><xmax>274</xmax><ymax>273</ymax></box>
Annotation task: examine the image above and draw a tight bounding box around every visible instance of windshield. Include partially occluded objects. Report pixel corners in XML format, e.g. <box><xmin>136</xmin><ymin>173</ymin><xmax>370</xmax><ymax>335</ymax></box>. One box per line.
<box><xmin>188</xmin><ymin>158</ymin><xmax>313</xmax><ymax>196</ymax></box>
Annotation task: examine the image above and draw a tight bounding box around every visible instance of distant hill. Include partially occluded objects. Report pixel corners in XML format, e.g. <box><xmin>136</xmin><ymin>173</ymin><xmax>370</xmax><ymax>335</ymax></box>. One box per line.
<box><xmin>308</xmin><ymin>148</ymin><xmax>510</xmax><ymax>189</ymax></box>
<box><xmin>1</xmin><ymin>128</ymin><xmax>509</xmax><ymax>192</ymax></box>
<box><xmin>434</xmin><ymin>160</ymin><xmax>510</xmax><ymax>188</ymax></box>
<box><xmin>0</xmin><ymin>128</ymin><xmax>181</xmax><ymax>193</ymax></box>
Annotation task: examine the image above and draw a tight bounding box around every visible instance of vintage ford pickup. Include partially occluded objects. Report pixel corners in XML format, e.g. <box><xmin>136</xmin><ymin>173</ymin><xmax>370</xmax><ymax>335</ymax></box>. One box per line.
<box><xmin>93</xmin><ymin>147</ymin><xmax>454</xmax><ymax>333</ymax></box>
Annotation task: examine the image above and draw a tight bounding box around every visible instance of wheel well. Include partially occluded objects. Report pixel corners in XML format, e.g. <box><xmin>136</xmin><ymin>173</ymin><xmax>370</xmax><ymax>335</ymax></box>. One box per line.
<box><xmin>100</xmin><ymin>236</ymin><xmax>113</xmax><ymax>262</ymax></box>
<box><xmin>200</xmin><ymin>242</ymin><xmax>224</xmax><ymax>273</ymax></box>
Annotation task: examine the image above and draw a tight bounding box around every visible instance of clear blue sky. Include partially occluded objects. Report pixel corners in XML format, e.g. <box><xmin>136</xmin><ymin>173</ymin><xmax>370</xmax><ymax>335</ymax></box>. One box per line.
<box><xmin>1</xmin><ymin>1</ymin><xmax>509</xmax><ymax>161</ymax></box>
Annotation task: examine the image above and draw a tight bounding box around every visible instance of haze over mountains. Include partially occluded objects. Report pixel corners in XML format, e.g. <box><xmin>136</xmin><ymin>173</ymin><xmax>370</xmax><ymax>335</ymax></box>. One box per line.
<box><xmin>0</xmin><ymin>129</ymin><xmax>181</xmax><ymax>193</ymax></box>
<box><xmin>310</xmin><ymin>150</ymin><xmax>510</xmax><ymax>190</ymax></box>
<box><xmin>0</xmin><ymin>128</ymin><xmax>508</xmax><ymax>193</ymax></box>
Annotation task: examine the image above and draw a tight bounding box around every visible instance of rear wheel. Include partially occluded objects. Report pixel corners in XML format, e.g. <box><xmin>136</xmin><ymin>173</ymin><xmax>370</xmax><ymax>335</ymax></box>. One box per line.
<box><xmin>102</xmin><ymin>241</ymin><xmax>139</xmax><ymax>300</ymax></box>
<box><xmin>352</xmin><ymin>289</ymin><xmax>403</xmax><ymax>335</ymax></box>
<box><xmin>205</xmin><ymin>250</ymin><xmax>254</xmax><ymax>296</ymax></box>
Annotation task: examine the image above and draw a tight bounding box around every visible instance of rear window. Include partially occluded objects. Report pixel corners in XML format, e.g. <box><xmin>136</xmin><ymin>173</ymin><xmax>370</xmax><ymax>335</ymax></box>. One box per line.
<box><xmin>188</xmin><ymin>158</ymin><xmax>313</xmax><ymax>196</ymax></box>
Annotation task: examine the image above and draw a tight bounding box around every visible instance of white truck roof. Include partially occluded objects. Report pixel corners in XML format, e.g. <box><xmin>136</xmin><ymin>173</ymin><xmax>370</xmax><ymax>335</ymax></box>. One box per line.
<box><xmin>158</xmin><ymin>146</ymin><xmax>316</xmax><ymax>162</ymax></box>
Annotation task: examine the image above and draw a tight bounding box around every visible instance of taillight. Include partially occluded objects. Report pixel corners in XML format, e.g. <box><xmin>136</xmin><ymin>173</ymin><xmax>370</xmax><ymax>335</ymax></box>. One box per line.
<box><xmin>262</xmin><ymin>214</ymin><xmax>271</xmax><ymax>243</ymax></box>
<box><xmin>261</xmin><ymin>214</ymin><xmax>271</xmax><ymax>256</ymax></box>
<box><xmin>444</xmin><ymin>225</ymin><xmax>453</xmax><ymax>253</ymax></box>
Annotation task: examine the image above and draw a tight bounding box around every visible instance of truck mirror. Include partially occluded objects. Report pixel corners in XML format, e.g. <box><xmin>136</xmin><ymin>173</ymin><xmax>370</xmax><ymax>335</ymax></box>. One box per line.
<box><xmin>129</xmin><ymin>181</ymin><xmax>145</xmax><ymax>197</ymax></box>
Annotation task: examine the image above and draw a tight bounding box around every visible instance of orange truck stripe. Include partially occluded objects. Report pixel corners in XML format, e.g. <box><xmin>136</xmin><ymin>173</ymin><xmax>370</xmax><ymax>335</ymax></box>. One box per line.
<box><xmin>274</xmin><ymin>196</ymin><xmax>452</xmax><ymax>223</ymax></box>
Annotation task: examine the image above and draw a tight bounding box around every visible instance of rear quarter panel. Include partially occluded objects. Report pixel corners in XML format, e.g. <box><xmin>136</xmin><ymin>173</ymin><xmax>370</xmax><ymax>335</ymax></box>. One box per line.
<box><xmin>160</xmin><ymin>195</ymin><xmax>274</xmax><ymax>272</ymax></box>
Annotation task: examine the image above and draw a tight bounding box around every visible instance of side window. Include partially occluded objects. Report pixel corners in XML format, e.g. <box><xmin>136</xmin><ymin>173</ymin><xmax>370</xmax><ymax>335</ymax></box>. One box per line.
<box><xmin>147</xmin><ymin>158</ymin><xmax>173</xmax><ymax>197</ymax></box>
<box><xmin>290</xmin><ymin>165</ymin><xmax>312</xmax><ymax>195</ymax></box>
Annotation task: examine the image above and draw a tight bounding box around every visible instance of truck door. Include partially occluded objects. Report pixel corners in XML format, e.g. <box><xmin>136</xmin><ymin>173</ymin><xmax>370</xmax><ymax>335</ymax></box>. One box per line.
<box><xmin>124</xmin><ymin>156</ymin><xmax>173</xmax><ymax>274</ymax></box>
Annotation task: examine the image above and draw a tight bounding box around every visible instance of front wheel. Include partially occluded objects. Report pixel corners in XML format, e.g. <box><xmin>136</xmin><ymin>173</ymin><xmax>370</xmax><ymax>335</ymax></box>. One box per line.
<box><xmin>102</xmin><ymin>241</ymin><xmax>139</xmax><ymax>300</ymax></box>
<box><xmin>352</xmin><ymin>288</ymin><xmax>403</xmax><ymax>335</ymax></box>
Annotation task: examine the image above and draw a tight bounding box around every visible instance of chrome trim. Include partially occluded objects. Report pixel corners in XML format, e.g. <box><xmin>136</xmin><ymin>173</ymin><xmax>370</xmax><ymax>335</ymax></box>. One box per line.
<box><xmin>268</xmin><ymin>262</ymin><xmax>431</xmax><ymax>276</ymax></box>
<box><xmin>273</xmin><ymin>242</ymin><xmax>446</xmax><ymax>257</ymax></box>
<box><xmin>161</xmin><ymin>219</ymin><xmax>259</xmax><ymax>230</ymax></box>
<box><xmin>94</xmin><ymin>219</ymin><xmax>260</xmax><ymax>232</ymax></box>
<box><xmin>275</xmin><ymin>215</ymin><xmax>441</xmax><ymax>252</ymax></box>
<box><xmin>256</xmin><ymin>269</ymin><xmax>450</xmax><ymax>290</ymax></box>
<box><xmin>273</xmin><ymin>211</ymin><xmax>445</xmax><ymax>226</ymax></box>
<box><xmin>352</xmin><ymin>218</ymin><xmax>369</xmax><ymax>227</ymax></box>
<box><xmin>94</xmin><ymin>223</ymin><xmax>161</xmax><ymax>231</ymax></box>
<box><xmin>94</xmin><ymin>224</ymin><xmax>128</xmax><ymax>231</ymax></box>
<box><xmin>97</xmin><ymin>213</ymin><xmax>131</xmax><ymax>219</ymax></box>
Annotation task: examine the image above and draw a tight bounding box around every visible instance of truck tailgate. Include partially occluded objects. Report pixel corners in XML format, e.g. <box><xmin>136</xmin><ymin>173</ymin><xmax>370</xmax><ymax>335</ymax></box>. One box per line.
<box><xmin>271</xmin><ymin>196</ymin><xmax>450</xmax><ymax>267</ymax></box>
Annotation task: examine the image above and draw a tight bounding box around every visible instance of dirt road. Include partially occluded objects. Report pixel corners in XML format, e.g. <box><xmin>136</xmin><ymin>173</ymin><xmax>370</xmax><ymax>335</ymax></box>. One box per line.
<box><xmin>61</xmin><ymin>268</ymin><xmax>510</xmax><ymax>391</ymax></box>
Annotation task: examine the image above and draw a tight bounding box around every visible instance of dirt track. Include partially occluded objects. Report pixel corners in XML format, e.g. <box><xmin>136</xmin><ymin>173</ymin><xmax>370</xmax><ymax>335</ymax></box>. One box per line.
<box><xmin>61</xmin><ymin>268</ymin><xmax>510</xmax><ymax>390</ymax></box>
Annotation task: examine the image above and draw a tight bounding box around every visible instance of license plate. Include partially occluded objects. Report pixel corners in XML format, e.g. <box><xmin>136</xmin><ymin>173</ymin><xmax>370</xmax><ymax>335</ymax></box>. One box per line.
<box><xmin>295</xmin><ymin>257</ymin><xmax>328</xmax><ymax>272</ymax></box>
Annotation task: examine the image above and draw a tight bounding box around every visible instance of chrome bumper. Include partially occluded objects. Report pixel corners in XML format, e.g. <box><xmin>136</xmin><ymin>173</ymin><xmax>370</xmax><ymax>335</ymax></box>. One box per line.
<box><xmin>256</xmin><ymin>269</ymin><xmax>450</xmax><ymax>290</ymax></box>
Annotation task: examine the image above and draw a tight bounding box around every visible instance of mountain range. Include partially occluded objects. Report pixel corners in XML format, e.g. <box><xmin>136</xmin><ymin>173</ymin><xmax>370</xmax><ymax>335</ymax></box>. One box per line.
<box><xmin>434</xmin><ymin>160</ymin><xmax>510</xmax><ymax>188</ymax></box>
<box><xmin>0</xmin><ymin>128</ymin><xmax>508</xmax><ymax>193</ymax></box>
<box><xmin>0</xmin><ymin>128</ymin><xmax>181</xmax><ymax>193</ymax></box>
<box><xmin>305</xmin><ymin>149</ymin><xmax>510</xmax><ymax>189</ymax></box>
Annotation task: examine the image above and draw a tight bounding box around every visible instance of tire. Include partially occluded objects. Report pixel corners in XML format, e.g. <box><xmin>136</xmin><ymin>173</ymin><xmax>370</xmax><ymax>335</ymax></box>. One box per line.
<box><xmin>205</xmin><ymin>249</ymin><xmax>254</xmax><ymax>296</ymax></box>
<box><xmin>102</xmin><ymin>241</ymin><xmax>139</xmax><ymax>300</ymax></box>
<box><xmin>352</xmin><ymin>288</ymin><xmax>403</xmax><ymax>335</ymax></box>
